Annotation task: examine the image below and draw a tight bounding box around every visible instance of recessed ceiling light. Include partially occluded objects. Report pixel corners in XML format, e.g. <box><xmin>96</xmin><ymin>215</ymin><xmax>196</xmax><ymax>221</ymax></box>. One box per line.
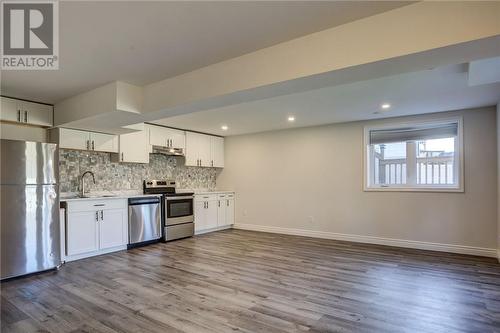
<box><xmin>381</xmin><ymin>103</ymin><xmax>391</xmax><ymax>110</ymax></box>
<box><xmin>287</xmin><ymin>116</ymin><xmax>295</xmax><ymax>122</ymax></box>
<box><xmin>221</xmin><ymin>125</ymin><xmax>228</xmax><ymax>131</ymax></box>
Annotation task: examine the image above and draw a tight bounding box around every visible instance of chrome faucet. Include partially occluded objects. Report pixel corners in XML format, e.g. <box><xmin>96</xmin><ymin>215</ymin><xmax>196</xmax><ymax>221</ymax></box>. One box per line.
<box><xmin>80</xmin><ymin>171</ymin><xmax>96</xmax><ymax>197</ymax></box>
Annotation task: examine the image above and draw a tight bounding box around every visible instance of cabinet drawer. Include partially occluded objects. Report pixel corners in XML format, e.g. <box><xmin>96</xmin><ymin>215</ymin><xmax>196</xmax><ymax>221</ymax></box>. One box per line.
<box><xmin>67</xmin><ymin>198</ymin><xmax>127</xmax><ymax>212</ymax></box>
<box><xmin>195</xmin><ymin>194</ymin><xmax>217</xmax><ymax>202</ymax></box>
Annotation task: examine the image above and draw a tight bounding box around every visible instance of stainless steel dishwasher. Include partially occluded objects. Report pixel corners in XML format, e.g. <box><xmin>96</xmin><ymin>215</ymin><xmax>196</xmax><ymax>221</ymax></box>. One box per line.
<box><xmin>128</xmin><ymin>196</ymin><xmax>161</xmax><ymax>248</ymax></box>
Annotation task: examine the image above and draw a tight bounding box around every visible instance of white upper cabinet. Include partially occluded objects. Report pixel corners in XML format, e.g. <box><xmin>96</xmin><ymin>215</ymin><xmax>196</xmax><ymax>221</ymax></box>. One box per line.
<box><xmin>198</xmin><ymin>134</ymin><xmax>212</xmax><ymax>167</ymax></box>
<box><xmin>185</xmin><ymin>132</ymin><xmax>223</xmax><ymax>168</ymax></box>
<box><xmin>57</xmin><ymin>128</ymin><xmax>90</xmax><ymax>150</ymax></box>
<box><xmin>117</xmin><ymin>129</ymin><xmax>150</xmax><ymax>163</ymax></box>
<box><xmin>19</xmin><ymin>101</ymin><xmax>53</xmax><ymax>127</ymax></box>
<box><xmin>50</xmin><ymin>128</ymin><xmax>118</xmax><ymax>153</ymax></box>
<box><xmin>1</xmin><ymin>97</ymin><xmax>19</xmax><ymax>122</ymax></box>
<box><xmin>91</xmin><ymin>132</ymin><xmax>119</xmax><ymax>153</ymax></box>
<box><xmin>185</xmin><ymin>132</ymin><xmax>199</xmax><ymax>167</ymax></box>
<box><xmin>1</xmin><ymin>97</ymin><xmax>53</xmax><ymax>127</ymax></box>
<box><xmin>148</xmin><ymin>125</ymin><xmax>185</xmax><ymax>150</ymax></box>
<box><xmin>211</xmin><ymin>136</ymin><xmax>224</xmax><ymax>168</ymax></box>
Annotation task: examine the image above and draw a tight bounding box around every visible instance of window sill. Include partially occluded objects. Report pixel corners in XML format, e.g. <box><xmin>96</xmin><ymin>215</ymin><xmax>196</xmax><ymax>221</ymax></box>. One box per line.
<box><xmin>364</xmin><ymin>186</ymin><xmax>464</xmax><ymax>193</ymax></box>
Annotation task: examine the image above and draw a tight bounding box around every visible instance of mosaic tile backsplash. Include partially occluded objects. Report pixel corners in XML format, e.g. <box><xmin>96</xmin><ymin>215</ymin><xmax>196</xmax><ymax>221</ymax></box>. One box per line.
<box><xmin>59</xmin><ymin>149</ymin><xmax>218</xmax><ymax>193</ymax></box>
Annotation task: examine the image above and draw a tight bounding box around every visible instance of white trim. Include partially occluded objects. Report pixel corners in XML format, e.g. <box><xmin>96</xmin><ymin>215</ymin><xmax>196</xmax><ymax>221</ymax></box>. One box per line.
<box><xmin>363</xmin><ymin>116</ymin><xmax>464</xmax><ymax>192</ymax></box>
<box><xmin>195</xmin><ymin>224</ymin><xmax>233</xmax><ymax>235</ymax></box>
<box><xmin>63</xmin><ymin>245</ymin><xmax>127</xmax><ymax>262</ymax></box>
<box><xmin>233</xmin><ymin>224</ymin><xmax>497</xmax><ymax>258</ymax></box>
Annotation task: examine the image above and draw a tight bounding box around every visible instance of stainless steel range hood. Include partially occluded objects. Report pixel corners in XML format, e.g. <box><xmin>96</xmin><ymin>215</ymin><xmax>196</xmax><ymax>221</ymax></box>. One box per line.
<box><xmin>152</xmin><ymin>146</ymin><xmax>184</xmax><ymax>156</ymax></box>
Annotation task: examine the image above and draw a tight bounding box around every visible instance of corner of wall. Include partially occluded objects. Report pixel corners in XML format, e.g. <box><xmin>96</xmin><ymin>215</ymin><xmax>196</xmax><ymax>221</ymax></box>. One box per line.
<box><xmin>497</xmin><ymin>102</ymin><xmax>500</xmax><ymax>261</ymax></box>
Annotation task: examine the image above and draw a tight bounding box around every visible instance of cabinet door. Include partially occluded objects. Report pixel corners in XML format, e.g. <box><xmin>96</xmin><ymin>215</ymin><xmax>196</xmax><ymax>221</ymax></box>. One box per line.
<box><xmin>198</xmin><ymin>134</ymin><xmax>212</xmax><ymax>167</ymax></box>
<box><xmin>211</xmin><ymin>136</ymin><xmax>224</xmax><ymax>168</ymax></box>
<box><xmin>66</xmin><ymin>211</ymin><xmax>99</xmax><ymax>256</ymax></box>
<box><xmin>20</xmin><ymin>101</ymin><xmax>53</xmax><ymax>127</ymax></box>
<box><xmin>91</xmin><ymin>132</ymin><xmax>118</xmax><ymax>153</ymax></box>
<box><xmin>149</xmin><ymin>125</ymin><xmax>169</xmax><ymax>147</ymax></box>
<box><xmin>59</xmin><ymin>128</ymin><xmax>91</xmax><ymax>150</ymax></box>
<box><xmin>185</xmin><ymin>132</ymin><xmax>199</xmax><ymax>166</ymax></box>
<box><xmin>166</xmin><ymin>128</ymin><xmax>186</xmax><ymax>150</ymax></box>
<box><xmin>99</xmin><ymin>208</ymin><xmax>127</xmax><ymax>250</ymax></box>
<box><xmin>194</xmin><ymin>201</ymin><xmax>207</xmax><ymax>232</ymax></box>
<box><xmin>217</xmin><ymin>198</ymin><xmax>226</xmax><ymax>227</ymax></box>
<box><xmin>119</xmin><ymin>130</ymin><xmax>149</xmax><ymax>163</ymax></box>
<box><xmin>226</xmin><ymin>197</ymin><xmax>235</xmax><ymax>225</ymax></box>
<box><xmin>0</xmin><ymin>97</ymin><xmax>20</xmax><ymax>122</ymax></box>
<box><xmin>206</xmin><ymin>200</ymin><xmax>218</xmax><ymax>229</ymax></box>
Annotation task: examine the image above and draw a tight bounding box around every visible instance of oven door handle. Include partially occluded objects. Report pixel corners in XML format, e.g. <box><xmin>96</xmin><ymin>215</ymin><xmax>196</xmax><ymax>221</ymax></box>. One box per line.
<box><xmin>165</xmin><ymin>196</ymin><xmax>194</xmax><ymax>200</ymax></box>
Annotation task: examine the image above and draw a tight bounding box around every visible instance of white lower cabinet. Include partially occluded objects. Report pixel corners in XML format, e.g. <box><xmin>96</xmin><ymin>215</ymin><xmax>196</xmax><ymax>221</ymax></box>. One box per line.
<box><xmin>195</xmin><ymin>193</ymin><xmax>234</xmax><ymax>233</ymax></box>
<box><xmin>218</xmin><ymin>193</ymin><xmax>234</xmax><ymax>227</ymax></box>
<box><xmin>99</xmin><ymin>208</ymin><xmax>127</xmax><ymax>250</ymax></box>
<box><xmin>65</xmin><ymin>198</ymin><xmax>128</xmax><ymax>261</ymax></box>
<box><xmin>66</xmin><ymin>210</ymin><xmax>99</xmax><ymax>256</ymax></box>
<box><xmin>194</xmin><ymin>195</ymin><xmax>218</xmax><ymax>232</ymax></box>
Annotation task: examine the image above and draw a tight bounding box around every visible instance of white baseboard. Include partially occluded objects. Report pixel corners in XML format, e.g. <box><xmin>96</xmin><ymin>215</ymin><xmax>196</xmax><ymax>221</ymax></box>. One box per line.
<box><xmin>63</xmin><ymin>245</ymin><xmax>127</xmax><ymax>263</ymax></box>
<box><xmin>195</xmin><ymin>224</ymin><xmax>233</xmax><ymax>235</ymax></box>
<box><xmin>233</xmin><ymin>223</ymin><xmax>498</xmax><ymax>258</ymax></box>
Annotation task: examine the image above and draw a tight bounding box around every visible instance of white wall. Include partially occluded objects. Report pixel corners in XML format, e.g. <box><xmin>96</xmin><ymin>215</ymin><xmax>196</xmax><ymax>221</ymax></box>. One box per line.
<box><xmin>0</xmin><ymin>123</ymin><xmax>47</xmax><ymax>142</ymax></box>
<box><xmin>217</xmin><ymin>107</ymin><xmax>498</xmax><ymax>256</ymax></box>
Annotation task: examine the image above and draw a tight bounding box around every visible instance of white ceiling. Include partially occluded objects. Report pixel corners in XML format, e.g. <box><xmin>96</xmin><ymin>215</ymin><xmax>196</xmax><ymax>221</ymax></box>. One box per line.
<box><xmin>151</xmin><ymin>62</ymin><xmax>500</xmax><ymax>136</ymax></box>
<box><xmin>0</xmin><ymin>1</ymin><xmax>412</xmax><ymax>104</ymax></box>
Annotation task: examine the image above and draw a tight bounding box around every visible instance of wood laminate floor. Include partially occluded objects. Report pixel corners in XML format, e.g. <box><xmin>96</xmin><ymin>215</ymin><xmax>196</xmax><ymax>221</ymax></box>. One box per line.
<box><xmin>1</xmin><ymin>229</ymin><xmax>500</xmax><ymax>333</ymax></box>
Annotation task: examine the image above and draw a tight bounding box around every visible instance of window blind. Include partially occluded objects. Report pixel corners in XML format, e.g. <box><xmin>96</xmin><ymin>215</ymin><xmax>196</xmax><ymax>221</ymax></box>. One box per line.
<box><xmin>369</xmin><ymin>122</ymin><xmax>458</xmax><ymax>145</ymax></box>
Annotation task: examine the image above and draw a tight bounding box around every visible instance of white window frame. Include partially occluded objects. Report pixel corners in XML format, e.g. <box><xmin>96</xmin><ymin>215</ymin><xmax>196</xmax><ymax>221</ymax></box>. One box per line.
<box><xmin>363</xmin><ymin>117</ymin><xmax>464</xmax><ymax>192</ymax></box>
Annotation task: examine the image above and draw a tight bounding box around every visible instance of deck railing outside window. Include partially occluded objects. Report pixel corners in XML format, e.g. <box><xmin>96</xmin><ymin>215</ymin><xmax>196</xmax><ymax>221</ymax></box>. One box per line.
<box><xmin>374</xmin><ymin>153</ymin><xmax>454</xmax><ymax>185</ymax></box>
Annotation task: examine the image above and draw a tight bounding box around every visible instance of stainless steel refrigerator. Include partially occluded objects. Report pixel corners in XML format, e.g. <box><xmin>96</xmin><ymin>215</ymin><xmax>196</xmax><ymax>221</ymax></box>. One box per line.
<box><xmin>1</xmin><ymin>139</ymin><xmax>61</xmax><ymax>280</ymax></box>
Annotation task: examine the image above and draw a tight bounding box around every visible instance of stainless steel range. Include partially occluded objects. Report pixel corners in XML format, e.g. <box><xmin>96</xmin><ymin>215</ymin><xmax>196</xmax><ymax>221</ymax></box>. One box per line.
<box><xmin>143</xmin><ymin>179</ymin><xmax>194</xmax><ymax>241</ymax></box>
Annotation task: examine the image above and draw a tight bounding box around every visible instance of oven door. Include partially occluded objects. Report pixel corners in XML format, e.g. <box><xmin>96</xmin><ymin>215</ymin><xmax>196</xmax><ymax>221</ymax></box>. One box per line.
<box><xmin>165</xmin><ymin>196</ymin><xmax>194</xmax><ymax>226</ymax></box>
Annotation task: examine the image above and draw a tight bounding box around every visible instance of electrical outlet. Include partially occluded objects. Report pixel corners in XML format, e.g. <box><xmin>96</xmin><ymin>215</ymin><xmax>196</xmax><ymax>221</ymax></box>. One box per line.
<box><xmin>308</xmin><ymin>216</ymin><xmax>314</xmax><ymax>223</ymax></box>
<box><xmin>243</xmin><ymin>210</ymin><xmax>248</xmax><ymax>216</ymax></box>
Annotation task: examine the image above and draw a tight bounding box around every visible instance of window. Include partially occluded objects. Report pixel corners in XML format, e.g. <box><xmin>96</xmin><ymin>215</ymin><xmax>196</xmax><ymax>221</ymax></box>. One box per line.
<box><xmin>364</xmin><ymin>118</ymin><xmax>463</xmax><ymax>191</ymax></box>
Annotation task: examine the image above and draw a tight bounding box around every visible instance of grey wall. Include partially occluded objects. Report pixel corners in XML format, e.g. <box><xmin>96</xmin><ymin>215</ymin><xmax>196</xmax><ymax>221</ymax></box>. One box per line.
<box><xmin>217</xmin><ymin>107</ymin><xmax>498</xmax><ymax>250</ymax></box>
<box><xmin>59</xmin><ymin>150</ymin><xmax>217</xmax><ymax>193</ymax></box>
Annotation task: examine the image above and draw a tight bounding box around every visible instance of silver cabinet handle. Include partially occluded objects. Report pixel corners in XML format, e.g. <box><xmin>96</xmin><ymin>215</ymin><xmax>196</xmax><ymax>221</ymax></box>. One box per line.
<box><xmin>100</xmin><ymin>210</ymin><xmax>103</xmax><ymax>220</ymax></box>
<box><xmin>24</xmin><ymin>110</ymin><xmax>28</xmax><ymax>123</ymax></box>
<box><xmin>227</xmin><ymin>200</ymin><xmax>229</xmax><ymax>207</ymax></box>
<box><xmin>211</xmin><ymin>160</ymin><xmax>213</xmax><ymax>167</ymax></box>
<box><xmin>17</xmin><ymin>110</ymin><xmax>21</xmax><ymax>122</ymax></box>
<box><xmin>121</xmin><ymin>152</ymin><xmax>124</xmax><ymax>161</ymax></box>
<box><xmin>92</xmin><ymin>140</ymin><xmax>95</xmax><ymax>150</ymax></box>
<box><xmin>218</xmin><ymin>201</ymin><xmax>220</xmax><ymax>207</ymax></box>
<box><xmin>95</xmin><ymin>211</ymin><xmax>99</xmax><ymax>221</ymax></box>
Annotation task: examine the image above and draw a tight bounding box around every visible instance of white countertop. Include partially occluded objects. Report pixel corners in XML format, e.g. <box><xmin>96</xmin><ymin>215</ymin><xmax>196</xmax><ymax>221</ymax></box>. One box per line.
<box><xmin>61</xmin><ymin>189</ymin><xmax>234</xmax><ymax>202</ymax></box>
<box><xmin>177</xmin><ymin>188</ymin><xmax>235</xmax><ymax>195</ymax></box>
<box><xmin>60</xmin><ymin>190</ymin><xmax>161</xmax><ymax>202</ymax></box>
